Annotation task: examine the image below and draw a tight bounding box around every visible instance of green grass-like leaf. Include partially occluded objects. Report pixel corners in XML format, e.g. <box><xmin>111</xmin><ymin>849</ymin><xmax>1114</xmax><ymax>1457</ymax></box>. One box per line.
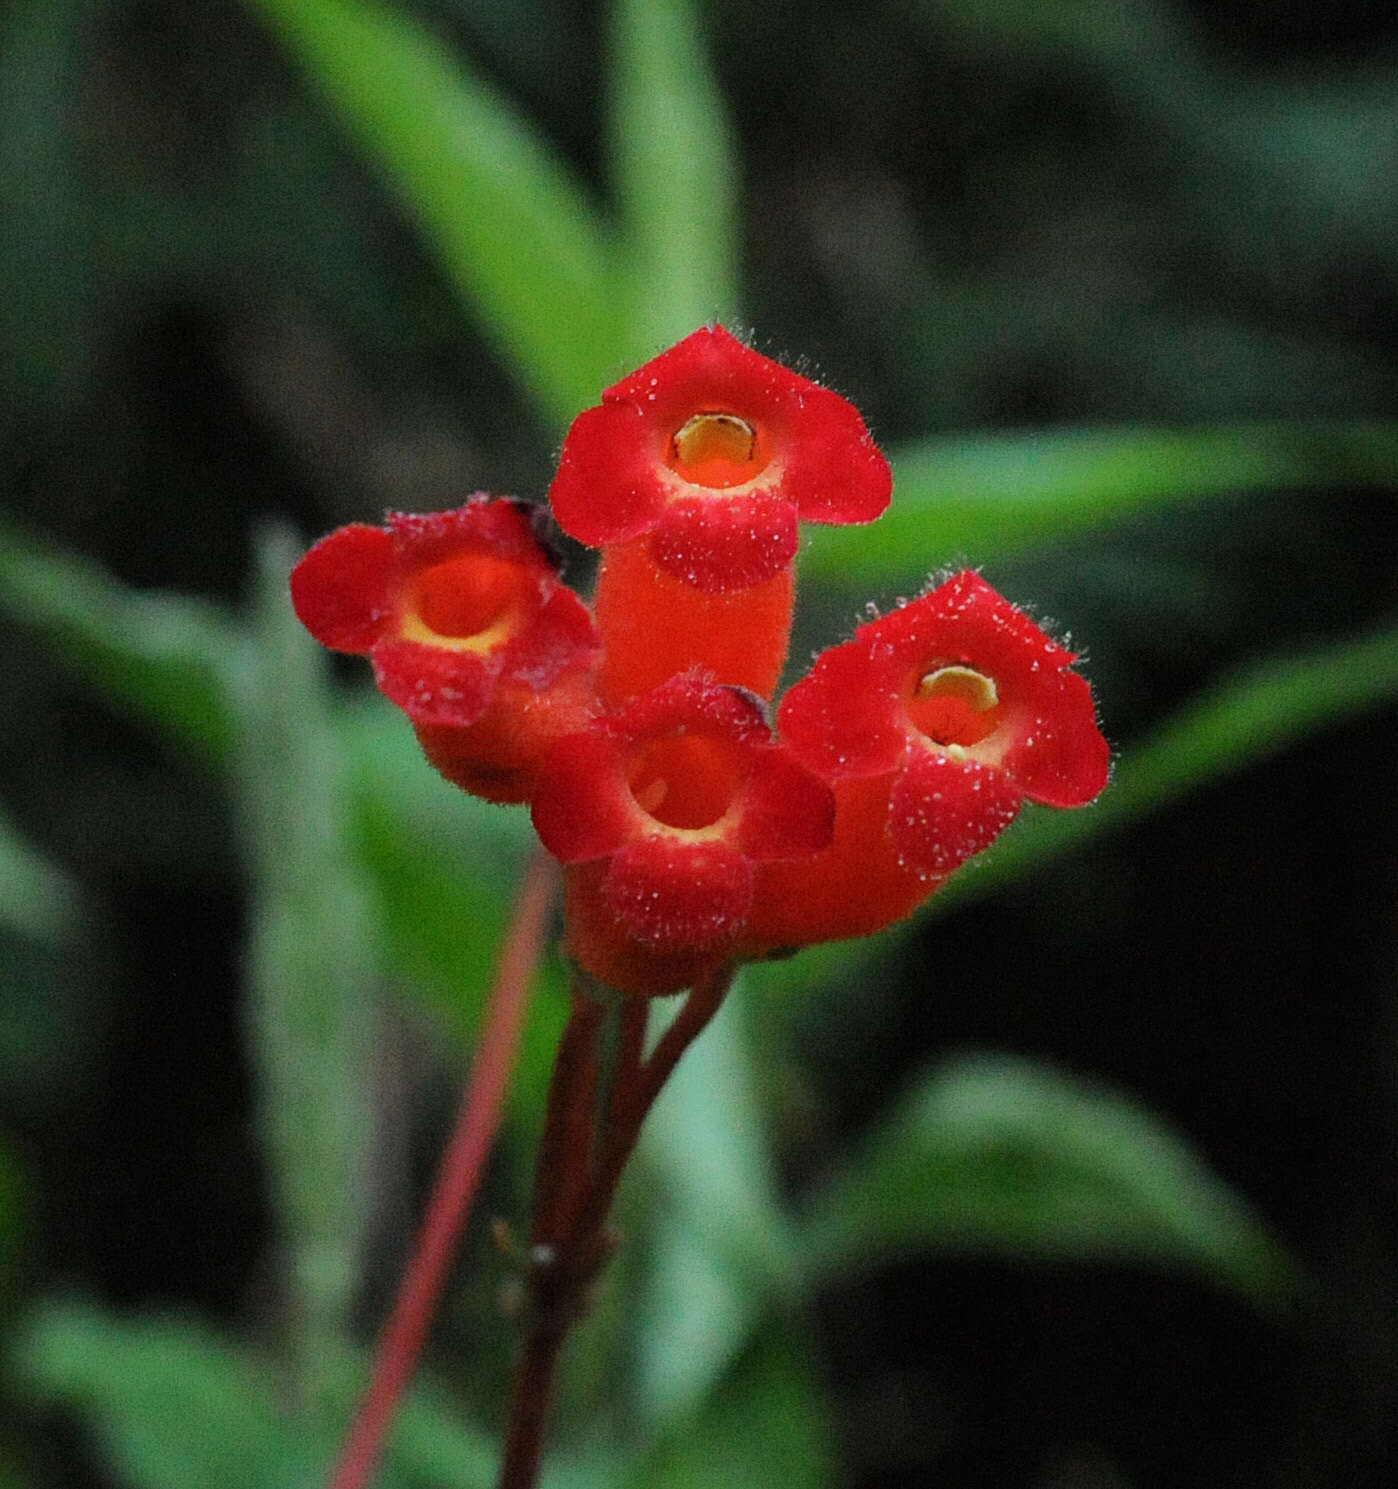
<box><xmin>632</xmin><ymin>983</ymin><xmax>800</xmax><ymax>1432</ymax></box>
<box><xmin>630</xmin><ymin>1323</ymin><xmax>833</xmax><ymax>1489</ymax></box>
<box><xmin>230</xmin><ymin>528</ymin><xmax>380</xmax><ymax>1382</ymax></box>
<box><xmin>245</xmin><ymin>0</ymin><xmax>634</xmax><ymax>428</ymax></box>
<box><xmin>0</xmin><ymin>517</ymin><xmax>238</xmax><ymax>762</ymax></box>
<box><xmin>14</xmin><ymin>1304</ymin><xmax>328</xmax><ymax>1489</ymax></box>
<box><xmin>802</xmin><ymin>1053</ymin><xmax>1297</xmax><ymax>1313</ymax></box>
<box><xmin>0</xmin><ymin>803</ymin><xmax>83</xmax><ymax>944</ymax></box>
<box><xmin>12</xmin><ymin>1301</ymin><xmax>531</xmax><ymax>1489</ymax></box>
<box><xmin>608</xmin><ymin>0</ymin><xmax>741</xmax><ymax>346</ymax></box>
<box><xmin>804</xmin><ymin>420</ymin><xmax>1398</xmax><ymax>584</ymax></box>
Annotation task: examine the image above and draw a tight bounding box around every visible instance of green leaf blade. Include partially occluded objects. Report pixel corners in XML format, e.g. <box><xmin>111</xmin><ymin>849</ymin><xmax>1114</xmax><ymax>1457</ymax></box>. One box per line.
<box><xmin>231</xmin><ymin>527</ymin><xmax>380</xmax><ymax>1384</ymax></box>
<box><xmin>13</xmin><ymin>1305</ymin><xmax>325</xmax><ymax>1489</ymax></box>
<box><xmin>0</xmin><ymin>803</ymin><xmax>84</xmax><ymax>944</ymax></box>
<box><xmin>633</xmin><ymin>981</ymin><xmax>799</xmax><ymax>1433</ymax></box>
<box><xmin>609</xmin><ymin>0</ymin><xmax>741</xmax><ymax>345</ymax></box>
<box><xmin>247</xmin><ymin>0</ymin><xmax>635</xmax><ymax>427</ymax></box>
<box><xmin>633</xmin><ymin>1323</ymin><xmax>834</xmax><ymax>1489</ymax></box>
<box><xmin>0</xmin><ymin>517</ymin><xmax>238</xmax><ymax>763</ymax></box>
<box><xmin>803</xmin><ymin>1053</ymin><xmax>1298</xmax><ymax>1314</ymax></box>
<box><xmin>805</xmin><ymin>420</ymin><xmax>1398</xmax><ymax>584</ymax></box>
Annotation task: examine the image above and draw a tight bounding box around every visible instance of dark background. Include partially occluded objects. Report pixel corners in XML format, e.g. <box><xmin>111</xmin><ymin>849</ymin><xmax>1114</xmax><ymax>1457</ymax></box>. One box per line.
<box><xmin>2</xmin><ymin>1</ymin><xmax>1397</xmax><ymax>1485</ymax></box>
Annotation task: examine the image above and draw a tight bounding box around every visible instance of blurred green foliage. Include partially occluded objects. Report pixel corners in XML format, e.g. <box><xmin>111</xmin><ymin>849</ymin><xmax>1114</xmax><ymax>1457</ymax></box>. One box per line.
<box><xmin>2</xmin><ymin>0</ymin><xmax>1397</xmax><ymax>1486</ymax></box>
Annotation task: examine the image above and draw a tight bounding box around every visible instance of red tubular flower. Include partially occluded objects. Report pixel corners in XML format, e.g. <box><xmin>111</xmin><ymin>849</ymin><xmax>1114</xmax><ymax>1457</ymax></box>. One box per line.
<box><xmin>768</xmin><ymin>571</ymin><xmax>1109</xmax><ymax>929</ymax></box>
<box><xmin>531</xmin><ymin>672</ymin><xmax>835</xmax><ymax>994</ymax></box>
<box><xmin>560</xmin><ymin>860</ymin><xmax>742</xmax><ymax>1000</ymax></box>
<box><xmin>549</xmin><ymin>325</ymin><xmax>892</xmax><ymax>703</ymax></box>
<box><xmin>291</xmin><ymin>497</ymin><xmax>599</xmax><ymax>802</ymax></box>
<box><xmin>550</xmin><ymin>326</ymin><xmax>891</xmax><ymax>586</ymax></box>
<box><xmin>591</xmin><ymin>538</ymin><xmax>795</xmax><ymax>704</ymax></box>
<box><xmin>412</xmin><ymin>665</ymin><xmax>598</xmax><ymax>805</ymax></box>
<box><xmin>742</xmin><ymin>775</ymin><xmax>944</xmax><ymax>953</ymax></box>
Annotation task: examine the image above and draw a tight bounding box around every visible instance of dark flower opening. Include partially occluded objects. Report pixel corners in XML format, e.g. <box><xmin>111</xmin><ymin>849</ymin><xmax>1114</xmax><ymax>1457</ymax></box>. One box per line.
<box><xmin>411</xmin><ymin>553</ymin><xmax>527</xmax><ymax>642</ymax></box>
<box><xmin>627</xmin><ymin>731</ymin><xmax>745</xmax><ymax>830</ymax></box>
<box><xmin>907</xmin><ymin>664</ymin><xmax>1001</xmax><ymax>748</ymax></box>
<box><xmin>667</xmin><ymin>412</ymin><xmax>764</xmax><ymax>489</ymax></box>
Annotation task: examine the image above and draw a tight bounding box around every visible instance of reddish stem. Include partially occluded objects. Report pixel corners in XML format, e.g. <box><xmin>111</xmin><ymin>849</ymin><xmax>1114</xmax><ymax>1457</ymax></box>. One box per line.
<box><xmin>561</xmin><ymin>967</ymin><xmax>732</xmax><ymax>1260</ymax></box>
<box><xmin>629</xmin><ymin>968</ymin><xmax>732</xmax><ymax>1130</ymax></box>
<box><xmin>528</xmin><ymin>989</ymin><xmax>606</xmax><ymax>1249</ymax></box>
<box><xmin>607</xmin><ymin>998</ymin><xmax>650</xmax><ymax>1133</ymax></box>
<box><xmin>495</xmin><ymin>965</ymin><xmax>735</xmax><ymax>1489</ymax></box>
<box><xmin>496</xmin><ymin>1319</ymin><xmax>569</xmax><ymax>1489</ymax></box>
<box><xmin>327</xmin><ymin>850</ymin><xmax>558</xmax><ymax>1489</ymax></box>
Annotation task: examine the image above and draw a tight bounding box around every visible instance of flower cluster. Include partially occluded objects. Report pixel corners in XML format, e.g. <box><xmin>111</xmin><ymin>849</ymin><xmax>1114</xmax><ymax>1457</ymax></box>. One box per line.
<box><xmin>293</xmin><ymin>326</ymin><xmax>1109</xmax><ymax>994</ymax></box>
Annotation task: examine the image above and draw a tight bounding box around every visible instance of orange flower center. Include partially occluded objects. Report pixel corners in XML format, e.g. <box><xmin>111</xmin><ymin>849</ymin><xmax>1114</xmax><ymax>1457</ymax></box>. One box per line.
<box><xmin>667</xmin><ymin>412</ymin><xmax>763</xmax><ymax>489</ymax></box>
<box><xmin>411</xmin><ymin>553</ymin><xmax>528</xmax><ymax>642</ymax></box>
<box><xmin>628</xmin><ymin>732</ymin><xmax>745</xmax><ymax>830</ymax></box>
<box><xmin>907</xmin><ymin>665</ymin><xmax>1001</xmax><ymax>747</ymax></box>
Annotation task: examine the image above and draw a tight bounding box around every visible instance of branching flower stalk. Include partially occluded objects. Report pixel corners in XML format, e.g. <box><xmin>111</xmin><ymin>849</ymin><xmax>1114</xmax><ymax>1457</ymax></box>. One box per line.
<box><xmin>499</xmin><ymin>968</ymin><xmax>731</xmax><ymax>1489</ymax></box>
<box><xmin>293</xmin><ymin>326</ymin><xmax>1111</xmax><ymax>1488</ymax></box>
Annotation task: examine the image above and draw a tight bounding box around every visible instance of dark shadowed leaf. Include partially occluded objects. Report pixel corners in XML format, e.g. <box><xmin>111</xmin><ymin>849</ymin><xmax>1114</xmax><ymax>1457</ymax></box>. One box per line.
<box><xmin>804</xmin><ymin>421</ymin><xmax>1398</xmax><ymax>584</ymax></box>
<box><xmin>609</xmin><ymin>0</ymin><xmax>741</xmax><ymax>346</ymax></box>
<box><xmin>803</xmin><ymin>1053</ymin><xmax>1297</xmax><ymax>1313</ymax></box>
<box><xmin>0</xmin><ymin>518</ymin><xmax>238</xmax><ymax>762</ymax></box>
<box><xmin>247</xmin><ymin>0</ymin><xmax>634</xmax><ymax>427</ymax></box>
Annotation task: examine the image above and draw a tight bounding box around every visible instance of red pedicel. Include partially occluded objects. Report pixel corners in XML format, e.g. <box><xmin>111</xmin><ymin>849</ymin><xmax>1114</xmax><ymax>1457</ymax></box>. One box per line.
<box><xmin>776</xmin><ymin>571</ymin><xmax>1110</xmax><ymax>883</ymax></box>
<box><xmin>291</xmin><ymin>497</ymin><xmax>599</xmax><ymax>802</ymax></box>
<box><xmin>531</xmin><ymin>672</ymin><xmax>834</xmax><ymax>994</ymax></box>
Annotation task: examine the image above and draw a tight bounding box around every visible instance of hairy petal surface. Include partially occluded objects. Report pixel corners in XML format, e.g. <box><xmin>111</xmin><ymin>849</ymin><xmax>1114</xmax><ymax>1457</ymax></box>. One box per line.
<box><xmin>531</xmin><ymin>732</ymin><xmax>638</xmax><ymax>863</ymax></box>
<box><xmin>548</xmin><ymin>326</ymin><xmax>891</xmax><ymax>594</ymax></box>
<box><xmin>290</xmin><ymin>523</ymin><xmax>394</xmax><ymax>653</ymax></box>
<box><xmin>370</xmin><ymin>638</ymin><xmax>498</xmax><ymax>728</ymax></box>
<box><xmin>602</xmin><ymin>837</ymin><xmax>754</xmax><ymax>950</ymax></box>
<box><xmin>888</xmin><ymin>749</ymin><xmax>1023</xmax><ymax>876</ymax></box>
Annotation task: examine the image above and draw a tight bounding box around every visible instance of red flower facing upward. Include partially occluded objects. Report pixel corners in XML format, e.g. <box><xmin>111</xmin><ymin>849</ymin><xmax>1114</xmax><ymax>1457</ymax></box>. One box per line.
<box><xmin>777</xmin><ymin>570</ymin><xmax>1110</xmax><ymax>881</ymax></box>
<box><xmin>291</xmin><ymin>497</ymin><xmax>599</xmax><ymax>801</ymax></box>
<box><xmin>531</xmin><ymin>672</ymin><xmax>834</xmax><ymax>992</ymax></box>
<box><xmin>548</xmin><ymin>325</ymin><xmax>891</xmax><ymax>594</ymax></box>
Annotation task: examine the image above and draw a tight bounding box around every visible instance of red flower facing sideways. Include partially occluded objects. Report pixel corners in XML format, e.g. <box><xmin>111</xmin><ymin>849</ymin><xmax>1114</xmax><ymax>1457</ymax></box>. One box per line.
<box><xmin>291</xmin><ymin>498</ymin><xmax>596</xmax><ymax>724</ymax></box>
<box><xmin>290</xmin><ymin>497</ymin><xmax>599</xmax><ymax>801</ymax></box>
<box><xmin>548</xmin><ymin>325</ymin><xmax>891</xmax><ymax>594</ymax></box>
<box><xmin>530</xmin><ymin>672</ymin><xmax>834</xmax><ymax>992</ymax></box>
<box><xmin>777</xmin><ymin>571</ymin><xmax>1111</xmax><ymax>879</ymax></box>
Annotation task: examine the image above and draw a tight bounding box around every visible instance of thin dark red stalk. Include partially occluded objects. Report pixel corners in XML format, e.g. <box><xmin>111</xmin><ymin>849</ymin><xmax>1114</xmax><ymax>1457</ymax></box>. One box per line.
<box><xmin>560</xmin><ymin>967</ymin><xmax>732</xmax><ymax>1259</ymax></box>
<box><xmin>327</xmin><ymin>850</ymin><xmax>558</xmax><ymax>1489</ymax></box>
<box><xmin>496</xmin><ymin>1318</ymin><xmax>569</xmax><ymax>1489</ymax></box>
<box><xmin>607</xmin><ymin>998</ymin><xmax>650</xmax><ymax>1132</ymax></box>
<box><xmin>495</xmin><ymin>965</ymin><xmax>735</xmax><ymax>1489</ymax></box>
<box><xmin>527</xmin><ymin>989</ymin><xmax>606</xmax><ymax>1248</ymax></box>
<box><xmin>628</xmin><ymin>968</ymin><xmax>732</xmax><ymax>1130</ymax></box>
